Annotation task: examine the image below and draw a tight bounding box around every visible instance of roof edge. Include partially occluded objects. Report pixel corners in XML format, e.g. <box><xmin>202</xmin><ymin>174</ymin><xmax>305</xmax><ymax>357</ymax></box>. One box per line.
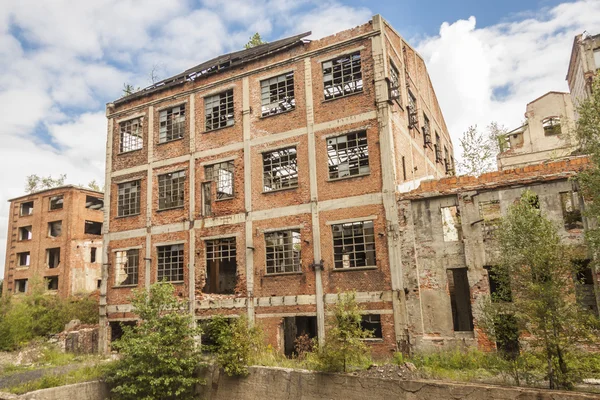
<box><xmin>8</xmin><ymin>185</ymin><xmax>104</xmax><ymax>202</ymax></box>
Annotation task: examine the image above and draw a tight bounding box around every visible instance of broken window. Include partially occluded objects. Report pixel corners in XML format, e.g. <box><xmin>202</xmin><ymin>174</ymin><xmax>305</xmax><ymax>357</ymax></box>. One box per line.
<box><xmin>401</xmin><ymin>156</ymin><xmax>407</xmax><ymax>181</ymax></box>
<box><xmin>542</xmin><ymin>116</ymin><xmax>561</xmax><ymax>136</ymax></box>
<box><xmin>117</xmin><ymin>180</ymin><xmax>141</xmax><ymax>217</ymax></box>
<box><xmin>447</xmin><ymin>268</ymin><xmax>474</xmax><ymax>332</ymax></box>
<box><xmin>203</xmin><ymin>238</ymin><xmax>237</xmax><ymax>294</ymax></box>
<box><xmin>263</xmin><ymin>147</ymin><xmax>298</xmax><ymax>192</ymax></box>
<box><xmin>20</xmin><ymin>201</ymin><xmax>33</xmax><ymax>216</ymax></box>
<box><xmin>265</xmin><ymin>230</ymin><xmax>301</xmax><ymax>274</ymax></box>
<box><xmin>110</xmin><ymin>321</ymin><xmax>136</xmax><ymax>343</ymax></box>
<box><xmin>407</xmin><ymin>90</ymin><xmax>418</xmax><ymax>129</ymax></box>
<box><xmin>202</xmin><ymin>182</ymin><xmax>212</xmax><ymax>217</ymax></box>
<box><xmin>90</xmin><ymin>247</ymin><xmax>97</xmax><ymax>263</ymax></box>
<box><xmin>157</xmin><ymin>244</ymin><xmax>184</xmax><ymax>282</ymax></box>
<box><xmin>322</xmin><ymin>52</ymin><xmax>363</xmax><ymax>100</ymax></box>
<box><xmin>17</xmin><ymin>252</ymin><xmax>30</xmax><ymax>267</ymax></box>
<box><xmin>48</xmin><ymin>221</ymin><xmax>62</xmax><ymax>237</ymax></box>
<box><xmin>423</xmin><ymin>114</ymin><xmax>431</xmax><ymax>146</ymax></box>
<box><xmin>47</xmin><ymin>248</ymin><xmax>60</xmax><ymax>269</ymax></box>
<box><xmin>84</xmin><ymin>220</ymin><xmax>102</xmax><ymax>235</ymax></box>
<box><xmin>327</xmin><ymin>131</ymin><xmax>370</xmax><ymax>179</ymax></box>
<box><xmin>119</xmin><ymin>118</ymin><xmax>143</xmax><ymax>153</ymax></box>
<box><xmin>97</xmin><ymin>279</ymin><xmax>102</xmax><ymax>289</ymax></box>
<box><xmin>49</xmin><ymin>195</ymin><xmax>63</xmax><ymax>211</ymax></box>
<box><xmin>283</xmin><ymin>316</ymin><xmax>317</xmax><ymax>357</ymax></box>
<box><xmin>205</xmin><ymin>90</ymin><xmax>234</xmax><ymax>131</ymax></box>
<box><xmin>46</xmin><ymin>276</ymin><xmax>59</xmax><ymax>291</ymax></box>
<box><xmin>85</xmin><ymin>195</ymin><xmax>103</xmax><ymax>210</ymax></box>
<box><xmin>332</xmin><ymin>220</ymin><xmax>376</xmax><ymax>269</ymax></box>
<box><xmin>444</xmin><ymin>146</ymin><xmax>451</xmax><ymax>173</ymax></box>
<box><xmin>388</xmin><ymin>61</ymin><xmax>401</xmax><ymax>102</ymax></box>
<box><xmin>560</xmin><ymin>191</ymin><xmax>583</xmax><ymax>230</ymax></box>
<box><xmin>479</xmin><ymin>200</ymin><xmax>501</xmax><ymax>240</ymax></box>
<box><xmin>361</xmin><ymin>314</ymin><xmax>383</xmax><ymax>338</ymax></box>
<box><xmin>261</xmin><ymin>72</ymin><xmax>295</xmax><ymax>116</ymax></box>
<box><xmin>115</xmin><ymin>249</ymin><xmax>139</xmax><ymax>286</ymax></box>
<box><xmin>441</xmin><ymin>206</ymin><xmax>461</xmax><ymax>242</ymax></box>
<box><xmin>15</xmin><ymin>279</ymin><xmax>27</xmax><ymax>294</ymax></box>
<box><xmin>159</xmin><ymin>105</ymin><xmax>185</xmax><ymax>143</ymax></box>
<box><xmin>574</xmin><ymin>259</ymin><xmax>598</xmax><ymax>314</ymax></box>
<box><xmin>205</xmin><ymin>161</ymin><xmax>234</xmax><ymax>200</ymax></box>
<box><xmin>158</xmin><ymin>170</ymin><xmax>185</xmax><ymax>210</ymax></box>
<box><xmin>19</xmin><ymin>226</ymin><xmax>32</xmax><ymax>241</ymax></box>
<box><xmin>485</xmin><ymin>266</ymin><xmax>512</xmax><ymax>303</ymax></box>
<box><xmin>435</xmin><ymin>133</ymin><xmax>442</xmax><ymax>163</ymax></box>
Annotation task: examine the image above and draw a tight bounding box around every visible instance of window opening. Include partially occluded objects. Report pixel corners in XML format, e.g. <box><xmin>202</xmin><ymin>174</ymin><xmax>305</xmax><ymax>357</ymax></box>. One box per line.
<box><xmin>97</xmin><ymin>279</ymin><xmax>102</xmax><ymax>289</ymax></box>
<box><xmin>389</xmin><ymin>61</ymin><xmax>401</xmax><ymax>102</ymax></box>
<box><xmin>407</xmin><ymin>91</ymin><xmax>418</xmax><ymax>129</ymax></box>
<box><xmin>327</xmin><ymin>131</ymin><xmax>369</xmax><ymax>179</ymax></box>
<box><xmin>205</xmin><ymin>90</ymin><xmax>234</xmax><ymax>131</ymax></box>
<box><xmin>423</xmin><ymin>114</ymin><xmax>432</xmax><ymax>146</ymax></box>
<box><xmin>47</xmin><ymin>248</ymin><xmax>60</xmax><ymax>269</ymax></box>
<box><xmin>447</xmin><ymin>268</ymin><xmax>474</xmax><ymax>331</ymax></box>
<box><xmin>441</xmin><ymin>206</ymin><xmax>461</xmax><ymax>242</ymax></box>
<box><xmin>265</xmin><ymin>230</ymin><xmax>301</xmax><ymax>274</ymax></box>
<box><xmin>20</xmin><ymin>201</ymin><xmax>33</xmax><ymax>216</ymax></box>
<box><xmin>542</xmin><ymin>116</ymin><xmax>561</xmax><ymax>136</ymax></box>
<box><xmin>322</xmin><ymin>52</ymin><xmax>363</xmax><ymax>100</ymax></box>
<box><xmin>85</xmin><ymin>195</ymin><xmax>103</xmax><ymax>210</ymax></box>
<box><xmin>46</xmin><ymin>276</ymin><xmax>59</xmax><ymax>291</ymax></box>
<box><xmin>48</xmin><ymin>221</ymin><xmax>62</xmax><ymax>237</ymax></box>
<box><xmin>574</xmin><ymin>259</ymin><xmax>598</xmax><ymax>314</ymax></box>
<box><xmin>90</xmin><ymin>247</ymin><xmax>97</xmax><ymax>263</ymax></box>
<box><xmin>49</xmin><ymin>195</ymin><xmax>63</xmax><ymax>210</ymax></box>
<box><xmin>485</xmin><ymin>266</ymin><xmax>512</xmax><ymax>303</ymax></box>
<box><xmin>401</xmin><ymin>156</ymin><xmax>407</xmax><ymax>181</ymax></box>
<box><xmin>479</xmin><ymin>200</ymin><xmax>501</xmax><ymax>240</ymax></box>
<box><xmin>17</xmin><ymin>252</ymin><xmax>30</xmax><ymax>267</ymax></box>
<box><xmin>283</xmin><ymin>316</ymin><xmax>317</xmax><ymax>357</ymax></box>
<box><xmin>203</xmin><ymin>238</ymin><xmax>237</xmax><ymax>294</ymax></box>
<box><xmin>261</xmin><ymin>72</ymin><xmax>295</xmax><ymax>116</ymax></box>
<box><xmin>119</xmin><ymin>118</ymin><xmax>143</xmax><ymax>152</ymax></box>
<box><xmin>84</xmin><ymin>220</ymin><xmax>102</xmax><ymax>235</ymax></box>
<box><xmin>332</xmin><ymin>220</ymin><xmax>376</xmax><ymax>269</ymax></box>
<box><xmin>115</xmin><ymin>249</ymin><xmax>139</xmax><ymax>286</ymax></box>
<box><xmin>158</xmin><ymin>170</ymin><xmax>185</xmax><ymax>210</ymax></box>
<box><xmin>560</xmin><ymin>191</ymin><xmax>583</xmax><ymax>231</ymax></box>
<box><xmin>202</xmin><ymin>182</ymin><xmax>212</xmax><ymax>217</ymax></box>
<box><xmin>110</xmin><ymin>321</ymin><xmax>136</xmax><ymax>343</ymax></box>
<box><xmin>263</xmin><ymin>147</ymin><xmax>298</xmax><ymax>191</ymax></box>
<box><xmin>360</xmin><ymin>314</ymin><xmax>383</xmax><ymax>338</ymax></box>
<box><xmin>434</xmin><ymin>133</ymin><xmax>442</xmax><ymax>163</ymax></box>
<box><xmin>444</xmin><ymin>146</ymin><xmax>451</xmax><ymax>173</ymax></box>
<box><xmin>205</xmin><ymin>161</ymin><xmax>234</xmax><ymax>199</ymax></box>
<box><xmin>19</xmin><ymin>226</ymin><xmax>32</xmax><ymax>241</ymax></box>
<box><xmin>159</xmin><ymin>105</ymin><xmax>185</xmax><ymax>143</ymax></box>
<box><xmin>118</xmin><ymin>180</ymin><xmax>141</xmax><ymax>217</ymax></box>
<box><xmin>15</xmin><ymin>279</ymin><xmax>27</xmax><ymax>294</ymax></box>
<box><xmin>157</xmin><ymin>244</ymin><xmax>184</xmax><ymax>282</ymax></box>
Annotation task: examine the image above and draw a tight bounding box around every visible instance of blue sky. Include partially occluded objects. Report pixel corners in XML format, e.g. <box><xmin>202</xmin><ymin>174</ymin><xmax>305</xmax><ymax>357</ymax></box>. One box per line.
<box><xmin>0</xmin><ymin>0</ymin><xmax>599</xmax><ymax>276</ymax></box>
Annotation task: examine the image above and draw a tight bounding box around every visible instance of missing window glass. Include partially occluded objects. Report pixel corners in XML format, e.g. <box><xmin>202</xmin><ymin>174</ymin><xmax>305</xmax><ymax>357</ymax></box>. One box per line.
<box><xmin>327</xmin><ymin>131</ymin><xmax>369</xmax><ymax>179</ymax></box>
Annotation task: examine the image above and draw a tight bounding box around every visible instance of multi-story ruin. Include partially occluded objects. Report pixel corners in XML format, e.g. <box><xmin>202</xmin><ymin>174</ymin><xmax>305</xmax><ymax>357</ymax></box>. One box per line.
<box><xmin>567</xmin><ymin>32</ymin><xmax>600</xmax><ymax>108</ymax></box>
<box><xmin>3</xmin><ymin>186</ymin><xmax>104</xmax><ymax>297</ymax></box>
<box><xmin>100</xmin><ymin>15</ymin><xmax>455</xmax><ymax>355</ymax></box>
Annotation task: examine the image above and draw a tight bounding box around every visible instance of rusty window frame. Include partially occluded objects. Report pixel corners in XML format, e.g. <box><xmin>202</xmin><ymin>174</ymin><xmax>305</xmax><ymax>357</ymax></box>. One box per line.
<box><xmin>332</xmin><ymin>220</ymin><xmax>376</xmax><ymax>269</ymax></box>
<box><xmin>205</xmin><ymin>161</ymin><xmax>234</xmax><ymax>200</ymax></box>
<box><xmin>158</xmin><ymin>170</ymin><xmax>185</xmax><ymax>210</ymax></box>
<box><xmin>260</xmin><ymin>72</ymin><xmax>295</xmax><ymax>117</ymax></box>
<box><xmin>119</xmin><ymin>118</ymin><xmax>143</xmax><ymax>153</ymax></box>
<box><xmin>265</xmin><ymin>230</ymin><xmax>301</xmax><ymax>274</ymax></box>
<box><xmin>115</xmin><ymin>249</ymin><xmax>139</xmax><ymax>286</ymax></box>
<box><xmin>157</xmin><ymin>244</ymin><xmax>184</xmax><ymax>282</ymax></box>
<box><xmin>322</xmin><ymin>52</ymin><xmax>363</xmax><ymax>100</ymax></box>
<box><xmin>159</xmin><ymin>105</ymin><xmax>185</xmax><ymax>143</ymax></box>
<box><xmin>205</xmin><ymin>90</ymin><xmax>234</xmax><ymax>131</ymax></box>
<box><xmin>262</xmin><ymin>147</ymin><xmax>298</xmax><ymax>192</ymax></box>
<box><xmin>117</xmin><ymin>180</ymin><xmax>141</xmax><ymax>217</ymax></box>
<box><xmin>327</xmin><ymin>131</ymin><xmax>369</xmax><ymax>179</ymax></box>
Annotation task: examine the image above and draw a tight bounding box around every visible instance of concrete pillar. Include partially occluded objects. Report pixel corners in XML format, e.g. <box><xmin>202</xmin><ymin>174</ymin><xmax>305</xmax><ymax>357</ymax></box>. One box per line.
<box><xmin>145</xmin><ymin>106</ymin><xmax>154</xmax><ymax>291</ymax></box>
<box><xmin>242</xmin><ymin>77</ymin><xmax>255</xmax><ymax>324</ymax></box>
<box><xmin>188</xmin><ymin>93</ymin><xmax>197</xmax><ymax>322</ymax></box>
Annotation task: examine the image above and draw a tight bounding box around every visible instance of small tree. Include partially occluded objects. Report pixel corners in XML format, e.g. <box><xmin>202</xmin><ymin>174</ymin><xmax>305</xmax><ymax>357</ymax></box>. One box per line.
<box><xmin>87</xmin><ymin>180</ymin><xmax>102</xmax><ymax>192</ymax></box>
<box><xmin>311</xmin><ymin>292</ymin><xmax>372</xmax><ymax>372</ymax></box>
<box><xmin>458</xmin><ymin>123</ymin><xmax>506</xmax><ymax>176</ymax></box>
<box><xmin>105</xmin><ymin>283</ymin><xmax>202</xmax><ymax>400</ymax></box>
<box><xmin>122</xmin><ymin>83</ymin><xmax>140</xmax><ymax>97</ymax></box>
<box><xmin>25</xmin><ymin>174</ymin><xmax>67</xmax><ymax>194</ymax></box>
<box><xmin>244</xmin><ymin>33</ymin><xmax>267</xmax><ymax>49</ymax></box>
<box><xmin>481</xmin><ymin>190</ymin><xmax>598</xmax><ymax>390</ymax></box>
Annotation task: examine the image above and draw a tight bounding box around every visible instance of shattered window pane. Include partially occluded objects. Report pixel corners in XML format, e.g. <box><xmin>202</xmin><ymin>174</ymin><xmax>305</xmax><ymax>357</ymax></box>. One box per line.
<box><xmin>204</xmin><ymin>238</ymin><xmax>237</xmax><ymax>294</ymax></box>
<box><xmin>158</xmin><ymin>170</ymin><xmax>186</xmax><ymax>210</ymax></box>
<box><xmin>542</xmin><ymin>116</ymin><xmax>561</xmax><ymax>136</ymax></box>
<box><xmin>205</xmin><ymin>90</ymin><xmax>234</xmax><ymax>131</ymax></box>
<box><xmin>261</xmin><ymin>72</ymin><xmax>295</xmax><ymax>117</ymax></box>
<box><xmin>205</xmin><ymin>161</ymin><xmax>234</xmax><ymax>199</ymax></box>
<box><xmin>327</xmin><ymin>131</ymin><xmax>369</xmax><ymax>179</ymax></box>
<box><xmin>49</xmin><ymin>195</ymin><xmax>63</xmax><ymax>211</ymax></box>
<box><xmin>332</xmin><ymin>220</ymin><xmax>376</xmax><ymax>269</ymax></box>
<box><xmin>157</xmin><ymin>244</ymin><xmax>184</xmax><ymax>282</ymax></box>
<box><xmin>48</xmin><ymin>221</ymin><xmax>62</xmax><ymax>237</ymax></box>
<box><xmin>322</xmin><ymin>52</ymin><xmax>363</xmax><ymax>100</ymax></box>
<box><xmin>389</xmin><ymin>61</ymin><xmax>400</xmax><ymax>102</ymax></box>
<box><xmin>119</xmin><ymin>118</ymin><xmax>143</xmax><ymax>152</ymax></box>
<box><xmin>115</xmin><ymin>249</ymin><xmax>139</xmax><ymax>286</ymax></box>
<box><xmin>159</xmin><ymin>105</ymin><xmax>186</xmax><ymax>143</ymax></box>
<box><xmin>20</xmin><ymin>201</ymin><xmax>34</xmax><ymax>216</ymax></box>
<box><xmin>441</xmin><ymin>206</ymin><xmax>461</xmax><ymax>242</ymax></box>
<box><xmin>479</xmin><ymin>200</ymin><xmax>501</xmax><ymax>240</ymax></box>
<box><xmin>118</xmin><ymin>180</ymin><xmax>141</xmax><ymax>217</ymax></box>
<box><xmin>265</xmin><ymin>230</ymin><xmax>301</xmax><ymax>274</ymax></box>
<box><xmin>560</xmin><ymin>191</ymin><xmax>583</xmax><ymax>231</ymax></box>
<box><xmin>263</xmin><ymin>147</ymin><xmax>298</xmax><ymax>191</ymax></box>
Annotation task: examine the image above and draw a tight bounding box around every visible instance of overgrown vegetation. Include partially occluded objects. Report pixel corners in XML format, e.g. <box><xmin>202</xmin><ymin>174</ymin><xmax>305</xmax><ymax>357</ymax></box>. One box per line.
<box><xmin>104</xmin><ymin>283</ymin><xmax>203</xmax><ymax>400</ymax></box>
<box><xmin>244</xmin><ymin>33</ymin><xmax>267</xmax><ymax>49</ymax></box>
<box><xmin>7</xmin><ymin>363</ymin><xmax>108</xmax><ymax>395</ymax></box>
<box><xmin>25</xmin><ymin>174</ymin><xmax>67</xmax><ymax>194</ymax></box>
<box><xmin>457</xmin><ymin>122</ymin><xmax>507</xmax><ymax>176</ymax></box>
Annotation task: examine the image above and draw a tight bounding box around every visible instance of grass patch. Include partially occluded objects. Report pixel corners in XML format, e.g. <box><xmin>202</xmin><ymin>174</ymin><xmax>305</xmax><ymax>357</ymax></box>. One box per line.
<box><xmin>7</xmin><ymin>363</ymin><xmax>110</xmax><ymax>395</ymax></box>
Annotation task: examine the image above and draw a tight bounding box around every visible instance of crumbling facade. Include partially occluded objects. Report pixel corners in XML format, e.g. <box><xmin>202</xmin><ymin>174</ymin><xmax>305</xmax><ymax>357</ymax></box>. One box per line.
<box><xmin>101</xmin><ymin>15</ymin><xmax>455</xmax><ymax>356</ymax></box>
<box><xmin>497</xmin><ymin>92</ymin><xmax>577</xmax><ymax>170</ymax></box>
<box><xmin>566</xmin><ymin>32</ymin><xmax>600</xmax><ymax>108</ymax></box>
<box><xmin>3</xmin><ymin>186</ymin><xmax>104</xmax><ymax>298</ymax></box>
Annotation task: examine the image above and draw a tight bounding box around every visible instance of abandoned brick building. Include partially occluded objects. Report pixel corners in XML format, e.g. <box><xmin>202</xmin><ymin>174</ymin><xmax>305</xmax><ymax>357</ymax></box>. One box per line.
<box><xmin>100</xmin><ymin>15</ymin><xmax>456</xmax><ymax>354</ymax></box>
<box><xmin>3</xmin><ymin>186</ymin><xmax>104</xmax><ymax>298</ymax></box>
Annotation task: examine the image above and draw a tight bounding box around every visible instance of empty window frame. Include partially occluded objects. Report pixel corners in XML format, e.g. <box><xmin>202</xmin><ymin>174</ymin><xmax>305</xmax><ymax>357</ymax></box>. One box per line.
<box><xmin>158</xmin><ymin>170</ymin><xmax>185</xmax><ymax>210</ymax></box>
<box><xmin>360</xmin><ymin>314</ymin><xmax>383</xmax><ymax>338</ymax></box>
<box><xmin>407</xmin><ymin>91</ymin><xmax>418</xmax><ymax>128</ymax></box>
<box><xmin>261</xmin><ymin>72</ymin><xmax>295</xmax><ymax>116</ymax></box>
<box><xmin>20</xmin><ymin>201</ymin><xmax>33</xmax><ymax>216</ymax></box>
<box><xmin>444</xmin><ymin>146</ymin><xmax>451</xmax><ymax>173</ymax></box>
<box><xmin>49</xmin><ymin>195</ymin><xmax>63</xmax><ymax>211</ymax></box>
<box><xmin>441</xmin><ymin>206</ymin><xmax>461</xmax><ymax>242</ymax></box>
<box><xmin>542</xmin><ymin>116</ymin><xmax>561</xmax><ymax>136</ymax></box>
<box><xmin>327</xmin><ymin>131</ymin><xmax>370</xmax><ymax>180</ymax></box>
<box><xmin>202</xmin><ymin>182</ymin><xmax>212</xmax><ymax>217</ymax></box>
<box><xmin>91</xmin><ymin>247</ymin><xmax>97</xmax><ymax>263</ymax></box>
<box><xmin>48</xmin><ymin>221</ymin><xmax>62</xmax><ymax>237</ymax></box>
<box><xmin>15</xmin><ymin>279</ymin><xmax>27</xmax><ymax>294</ymax></box>
<box><xmin>332</xmin><ymin>220</ymin><xmax>376</xmax><ymax>269</ymax></box>
<box><xmin>263</xmin><ymin>147</ymin><xmax>298</xmax><ymax>192</ymax></box>
<box><xmin>485</xmin><ymin>265</ymin><xmax>513</xmax><ymax>303</ymax></box>
<box><xmin>205</xmin><ymin>161</ymin><xmax>234</xmax><ymax>200</ymax></box>
<box><xmin>479</xmin><ymin>200</ymin><xmax>501</xmax><ymax>240</ymax></box>
<box><xmin>115</xmin><ymin>249</ymin><xmax>139</xmax><ymax>286</ymax></box>
<box><xmin>19</xmin><ymin>226</ymin><xmax>32</xmax><ymax>241</ymax></box>
<box><xmin>159</xmin><ymin>105</ymin><xmax>185</xmax><ymax>143</ymax></box>
<box><xmin>447</xmin><ymin>268</ymin><xmax>474</xmax><ymax>332</ymax></box>
<box><xmin>389</xmin><ymin>61</ymin><xmax>401</xmax><ymax>102</ymax></box>
<box><xmin>17</xmin><ymin>252</ymin><xmax>30</xmax><ymax>267</ymax></box>
<box><xmin>574</xmin><ymin>259</ymin><xmax>598</xmax><ymax>314</ymax></box>
<box><xmin>84</xmin><ymin>220</ymin><xmax>102</xmax><ymax>235</ymax></box>
<box><xmin>560</xmin><ymin>191</ymin><xmax>583</xmax><ymax>230</ymax></box>
<box><xmin>85</xmin><ymin>195</ymin><xmax>103</xmax><ymax>210</ymax></box>
<box><xmin>423</xmin><ymin>114</ymin><xmax>432</xmax><ymax>146</ymax></box>
<box><xmin>117</xmin><ymin>180</ymin><xmax>141</xmax><ymax>217</ymax></box>
<box><xmin>265</xmin><ymin>230</ymin><xmax>301</xmax><ymax>274</ymax></box>
<box><xmin>47</xmin><ymin>248</ymin><xmax>60</xmax><ymax>269</ymax></box>
<box><xmin>204</xmin><ymin>238</ymin><xmax>237</xmax><ymax>294</ymax></box>
<box><xmin>205</xmin><ymin>90</ymin><xmax>234</xmax><ymax>131</ymax></box>
<box><xmin>46</xmin><ymin>276</ymin><xmax>59</xmax><ymax>291</ymax></box>
<box><xmin>434</xmin><ymin>133</ymin><xmax>442</xmax><ymax>163</ymax></box>
<box><xmin>157</xmin><ymin>244</ymin><xmax>184</xmax><ymax>282</ymax></box>
<box><xmin>322</xmin><ymin>52</ymin><xmax>363</xmax><ymax>100</ymax></box>
<box><xmin>119</xmin><ymin>118</ymin><xmax>143</xmax><ymax>152</ymax></box>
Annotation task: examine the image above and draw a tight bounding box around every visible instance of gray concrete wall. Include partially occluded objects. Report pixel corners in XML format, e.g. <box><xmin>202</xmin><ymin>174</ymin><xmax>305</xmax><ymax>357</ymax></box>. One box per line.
<box><xmin>0</xmin><ymin>381</ymin><xmax>109</xmax><ymax>400</ymax></box>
